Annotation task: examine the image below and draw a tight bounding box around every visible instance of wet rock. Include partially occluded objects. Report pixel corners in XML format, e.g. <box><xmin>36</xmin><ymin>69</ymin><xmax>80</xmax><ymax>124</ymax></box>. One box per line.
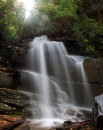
<box><xmin>13</xmin><ymin>123</ymin><xmax>30</xmax><ymax>130</ymax></box>
<box><xmin>76</xmin><ymin>112</ymin><xmax>84</xmax><ymax>118</ymax></box>
<box><xmin>90</xmin><ymin>84</ymin><xmax>103</xmax><ymax>96</ymax></box>
<box><xmin>63</xmin><ymin>121</ymin><xmax>72</xmax><ymax>128</ymax></box>
<box><xmin>0</xmin><ymin>71</ymin><xmax>13</xmax><ymax>87</ymax></box>
<box><xmin>55</xmin><ymin>128</ymin><xmax>68</xmax><ymax>130</ymax></box>
<box><xmin>63</xmin><ymin>120</ymin><xmax>93</xmax><ymax>130</ymax></box>
<box><xmin>84</xmin><ymin>59</ymin><xmax>103</xmax><ymax>96</ymax></box>
<box><xmin>79</xmin><ymin>109</ymin><xmax>92</xmax><ymax>118</ymax></box>
<box><xmin>0</xmin><ymin>103</ymin><xmax>13</xmax><ymax>112</ymax></box>
<box><xmin>0</xmin><ymin>67</ymin><xmax>21</xmax><ymax>89</ymax></box>
<box><xmin>0</xmin><ymin>88</ymin><xmax>29</xmax><ymax>107</ymax></box>
<box><xmin>0</xmin><ymin>88</ymin><xmax>30</xmax><ymax>116</ymax></box>
<box><xmin>66</xmin><ymin>108</ymin><xmax>75</xmax><ymax>115</ymax></box>
<box><xmin>84</xmin><ymin>59</ymin><xmax>102</xmax><ymax>84</ymax></box>
<box><xmin>99</xmin><ymin>59</ymin><xmax>103</xmax><ymax>72</ymax></box>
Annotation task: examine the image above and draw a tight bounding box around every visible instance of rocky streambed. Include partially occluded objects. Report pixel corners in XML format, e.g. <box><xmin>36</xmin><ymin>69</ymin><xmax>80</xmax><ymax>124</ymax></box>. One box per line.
<box><xmin>0</xmin><ymin>66</ymin><xmax>101</xmax><ymax>130</ymax></box>
<box><xmin>0</xmin><ymin>87</ymin><xmax>94</xmax><ymax>130</ymax></box>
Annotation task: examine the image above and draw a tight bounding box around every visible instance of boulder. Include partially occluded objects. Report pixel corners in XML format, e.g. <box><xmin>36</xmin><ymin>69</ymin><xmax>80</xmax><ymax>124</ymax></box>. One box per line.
<box><xmin>66</xmin><ymin>108</ymin><xmax>75</xmax><ymax>115</ymax></box>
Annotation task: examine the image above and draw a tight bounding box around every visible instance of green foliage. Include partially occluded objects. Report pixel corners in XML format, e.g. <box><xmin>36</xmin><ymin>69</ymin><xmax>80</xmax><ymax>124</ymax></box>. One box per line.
<box><xmin>0</xmin><ymin>0</ymin><xmax>103</xmax><ymax>57</ymax></box>
<box><xmin>42</xmin><ymin>0</ymin><xmax>80</xmax><ymax>19</ymax></box>
<box><xmin>73</xmin><ymin>13</ymin><xmax>103</xmax><ymax>54</ymax></box>
<box><xmin>37</xmin><ymin>0</ymin><xmax>81</xmax><ymax>38</ymax></box>
<box><xmin>74</xmin><ymin>15</ymin><xmax>98</xmax><ymax>43</ymax></box>
<box><xmin>0</xmin><ymin>0</ymin><xmax>20</xmax><ymax>42</ymax></box>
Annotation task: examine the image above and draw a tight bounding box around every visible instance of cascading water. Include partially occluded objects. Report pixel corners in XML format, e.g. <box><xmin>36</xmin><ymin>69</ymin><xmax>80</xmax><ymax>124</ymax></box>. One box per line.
<box><xmin>22</xmin><ymin>36</ymin><xmax>93</xmax><ymax>126</ymax></box>
<box><xmin>66</xmin><ymin>56</ymin><xmax>93</xmax><ymax>107</ymax></box>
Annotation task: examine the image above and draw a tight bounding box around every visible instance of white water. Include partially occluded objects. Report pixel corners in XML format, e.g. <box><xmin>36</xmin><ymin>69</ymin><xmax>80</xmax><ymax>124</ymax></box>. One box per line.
<box><xmin>22</xmin><ymin>36</ymin><xmax>93</xmax><ymax>126</ymax></box>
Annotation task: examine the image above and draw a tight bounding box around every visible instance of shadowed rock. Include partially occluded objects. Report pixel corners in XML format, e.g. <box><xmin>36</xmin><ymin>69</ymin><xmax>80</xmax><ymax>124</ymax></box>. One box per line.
<box><xmin>0</xmin><ymin>88</ymin><xmax>30</xmax><ymax>116</ymax></box>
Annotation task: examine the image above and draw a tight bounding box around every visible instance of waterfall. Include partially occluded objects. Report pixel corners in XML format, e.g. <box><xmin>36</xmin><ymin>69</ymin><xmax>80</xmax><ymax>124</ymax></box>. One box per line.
<box><xmin>22</xmin><ymin>36</ymin><xmax>93</xmax><ymax>122</ymax></box>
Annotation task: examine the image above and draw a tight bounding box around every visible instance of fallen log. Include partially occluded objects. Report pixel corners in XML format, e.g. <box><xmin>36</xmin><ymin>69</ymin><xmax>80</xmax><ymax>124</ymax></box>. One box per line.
<box><xmin>0</xmin><ymin>118</ymin><xmax>25</xmax><ymax>130</ymax></box>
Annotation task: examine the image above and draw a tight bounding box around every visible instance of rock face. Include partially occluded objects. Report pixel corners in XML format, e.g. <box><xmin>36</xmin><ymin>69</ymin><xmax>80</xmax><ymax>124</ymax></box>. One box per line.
<box><xmin>0</xmin><ymin>67</ymin><xmax>21</xmax><ymax>89</ymax></box>
<box><xmin>0</xmin><ymin>71</ymin><xmax>13</xmax><ymax>87</ymax></box>
<box><xmin>84</xmin><ymin>59</ymin><xmax>103</xmax><ymax>84</ymax></box>
<box><xmin>0</xmin><ymin>40</ymin><xmax>29</xmax><ymax>68</ymax></box>
<box><xmin>0</xmin><ymin>88</ymin><xmax>30</xmax><ymax>116</ymax></box>
<box><xmin>84</xmin><ymin>59</ymin><xmax>103</xmax><ymax>96</ymax></box>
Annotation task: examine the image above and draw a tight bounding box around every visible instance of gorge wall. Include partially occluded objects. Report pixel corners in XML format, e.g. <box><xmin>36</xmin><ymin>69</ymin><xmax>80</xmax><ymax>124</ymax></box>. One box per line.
<box><xmin>84</xmin><ymin>59</ymin><xmax>103</xmax><ymax>97</ymax></box>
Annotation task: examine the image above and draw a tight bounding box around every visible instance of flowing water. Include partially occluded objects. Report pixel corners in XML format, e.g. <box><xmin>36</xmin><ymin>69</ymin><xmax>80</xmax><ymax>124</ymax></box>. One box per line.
<box><xmin>22</xmin><ymin>36</ymin><xmax>93</xmax><ymax>127</ymax></box>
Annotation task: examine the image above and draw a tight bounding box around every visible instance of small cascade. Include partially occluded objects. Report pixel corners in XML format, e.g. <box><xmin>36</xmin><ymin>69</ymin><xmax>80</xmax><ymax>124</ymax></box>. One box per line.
<box><xmin>76</xmin><ymin>61</ymin><xmax>93</xmax><ymax>107</ymax></box>
<box><xmin>21</xmin><ymin>36</ymin><xmax>93</xmax><ymax>122</ymax></box>
<box><xmin>66</xmin><ymin>56</ymin><xmax>93</xmax><ymax>107</ymax></box>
